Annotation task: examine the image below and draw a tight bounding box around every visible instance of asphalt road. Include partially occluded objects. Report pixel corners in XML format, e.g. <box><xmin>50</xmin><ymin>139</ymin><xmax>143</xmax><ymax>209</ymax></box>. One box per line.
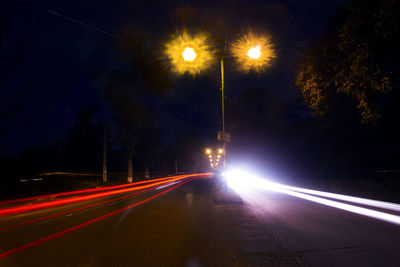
<box><xmin>1</xmin><ymin>176</ymin><xmax>400</xmax><ymax>266</ymax></box>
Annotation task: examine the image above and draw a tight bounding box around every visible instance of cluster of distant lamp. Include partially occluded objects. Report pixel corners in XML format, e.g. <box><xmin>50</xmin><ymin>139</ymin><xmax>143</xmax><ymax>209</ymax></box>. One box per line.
<box><xmin>205</xmin><ymin>148</ymin><xmax>224</xmax><ymax>169</ymax></box>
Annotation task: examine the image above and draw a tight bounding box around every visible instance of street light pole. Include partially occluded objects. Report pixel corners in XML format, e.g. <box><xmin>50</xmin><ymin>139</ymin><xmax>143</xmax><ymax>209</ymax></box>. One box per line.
<box><xmin>220</xmin><ymin>55</ymin><xmax>226</xmax><ymax>169</ymax></box>
<box><xmin>220</xmin><ymin>55</ymin><xmax>225</xmax><ymax>134</ymax></box>
<box><xmin>166</xmin><ymin>31</ymin><xmax>274</xmax><ymax>171</ymax></box>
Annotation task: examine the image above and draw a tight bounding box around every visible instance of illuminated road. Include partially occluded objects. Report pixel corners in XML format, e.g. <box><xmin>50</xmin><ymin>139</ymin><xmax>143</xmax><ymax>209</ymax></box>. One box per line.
<box><xmin>1</xmin><ymin>175</ymin><xmax>400</xmax><ymax>266</ymax></box>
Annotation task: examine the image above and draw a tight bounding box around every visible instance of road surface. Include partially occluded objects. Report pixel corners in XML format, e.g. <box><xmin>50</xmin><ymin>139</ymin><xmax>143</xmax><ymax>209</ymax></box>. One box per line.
<box><xmin>1</xmin><ymin>175</ymin><xmax>400</xmax><ymax>266</ymax></box>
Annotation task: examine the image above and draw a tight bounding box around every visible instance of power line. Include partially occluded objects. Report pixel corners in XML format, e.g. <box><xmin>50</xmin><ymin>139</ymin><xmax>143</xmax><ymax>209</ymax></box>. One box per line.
<box><xmin>46</xmin><ymin>10</ymin><xmax>109</xmax><ymax>35</ymax></box>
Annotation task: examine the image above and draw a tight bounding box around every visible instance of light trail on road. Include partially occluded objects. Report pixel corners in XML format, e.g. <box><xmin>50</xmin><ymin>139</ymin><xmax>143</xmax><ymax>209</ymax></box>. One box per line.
<box><xmin>0</xmin><ymin>176</ymin><xmax>205</xmax><ymax>259</ymax></box>
<box><xmin>0</xmin><ymin>174</ymin><xmax>209</xmax><ymax>216</ymax></box>
<box><xmin>271</xmin><ymin>183</ymin><xmax>400</xmax><ymax>212</ymax></box>
<box><xmin>0</xmin><ymin>174</ymin><xmax>190</xmax><ymax>206</ymax></box>
<box><xmin>0</xmin><ymin>183</ymin><xmax>162</xmax><ymax>232</ymax></box>
<box><xmin>225</xmin><ymin>169</ymin><xmax>400</xmax><ymax>226</ymax></box>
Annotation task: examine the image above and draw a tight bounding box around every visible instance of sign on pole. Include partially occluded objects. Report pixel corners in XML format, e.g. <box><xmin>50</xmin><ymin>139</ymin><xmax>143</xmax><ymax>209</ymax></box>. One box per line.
<box><xmin>218</xmin><ymin>131</ymin><xmax>231</xmax><ymax>142</ymax></box>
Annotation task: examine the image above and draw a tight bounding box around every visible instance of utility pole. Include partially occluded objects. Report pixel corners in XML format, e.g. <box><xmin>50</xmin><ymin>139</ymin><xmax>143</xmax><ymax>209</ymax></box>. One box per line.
<box><xmin>175</xmin><ymin>159</ymin><xmax>178</xmax><ymax>175</ymax></box>
<box><xmin>102</xmin><ymin>125</ymin><xmax>107</xmax><ymax>183</ymax></box>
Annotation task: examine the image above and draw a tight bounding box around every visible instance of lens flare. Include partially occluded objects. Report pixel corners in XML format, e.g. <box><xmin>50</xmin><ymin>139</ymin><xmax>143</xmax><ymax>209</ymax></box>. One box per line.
<box><xmin>165</xmin><ymin>30</ymin><xmax>214</xmax><ymax>75</ymax></box>
<box><xmin>231</xmin><ymin>31</ymin><xmax>275</xmax><ymax>73</ymax></box>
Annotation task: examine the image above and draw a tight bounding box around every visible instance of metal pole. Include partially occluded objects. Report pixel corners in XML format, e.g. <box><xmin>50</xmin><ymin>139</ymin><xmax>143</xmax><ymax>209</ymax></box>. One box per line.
<box><xmin>220</xmin><ymin>56</ymin><xmax>226</xmax><ymax>169</ymax></box>
<box><xmin>102</xmin><ymin>125</ymin><xmax>107</xmax><ymax>182</ymax></box>
<box><xmin>220</xmin><ymin>56</ymin><xmax>225</xmax><ymax>133</ymax></box>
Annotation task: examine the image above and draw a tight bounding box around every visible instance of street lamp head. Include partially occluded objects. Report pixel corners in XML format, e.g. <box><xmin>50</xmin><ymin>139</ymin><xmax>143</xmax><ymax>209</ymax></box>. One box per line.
<box><xmin>231</xmin><ymin>31</ymin><xmax>275</xmax><ymax>73</ymax></box>
<box><xmin>182</xmin><ymin>47</ymin><xmax>196</xmax><ymax>61</ymax></box>
<box><xmin>205</xmin><ymin>148</ymin><xmax>212</xmax><ymax>154</ymax></box>
<box><xmin>218</xmin><ymin>148</ymin><xmax>224</xmax><ymax>154</ymax></box>
<box><xmin>247</xmin><ymin>45</ymin><xmax>261</xmax><ymax>59</ymax></box>
<box><xmin>165</xmin><ymin>30</ymin><xmax>214</xmax><ymax>75</ymax></box>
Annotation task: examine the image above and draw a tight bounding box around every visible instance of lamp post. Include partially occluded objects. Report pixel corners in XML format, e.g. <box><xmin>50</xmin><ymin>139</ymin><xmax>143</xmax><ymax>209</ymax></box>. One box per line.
<box><xmin>220</xmin><ymin>53</ymin><xmax>226</xmax><ymax>169</ymax></box>
<box><xmin>166</xmin><ymin>30</ymin><xmax>275</xmax><ymax>171</ymax></box>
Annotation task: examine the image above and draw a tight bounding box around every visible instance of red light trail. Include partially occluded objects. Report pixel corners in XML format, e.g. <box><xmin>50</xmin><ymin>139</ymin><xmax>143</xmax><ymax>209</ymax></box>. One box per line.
<box><xmin>0</xmin><ymin>174</ymin><xmax>210</xmax><ymax>216</ymax></box>
<box><xmin>0</xmin><ymin>174</ymin><xmax>191</xmax><ymax>206</ymax></box>
<box><xmin>0</xmin><ymin>176</ymin><xmax>203</xmax><ymax>259</ymax></box>
<box><xmin>0</xmin><ymin>184</ymin><xmax>159</xmax><ymax>232</ymax></box>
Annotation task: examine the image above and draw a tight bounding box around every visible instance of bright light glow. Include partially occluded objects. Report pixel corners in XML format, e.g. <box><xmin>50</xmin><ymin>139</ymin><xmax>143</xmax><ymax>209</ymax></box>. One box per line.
<box><xmin>218</xmin><ymin>148</ymin><xmax>223</xmax><ymax>154</ymax></box>
<box><xmin>208</xmin><ymin>155</ymin><xmax>212</xmax><ymax>158</ymax></box>
<box><xmin>224</xmin><ymin>169</ymin><xmax>400</xmax><ymax>226</ymax></box>
<box><xmin>247</xmin><ymin>45</ymin><xmax>261</xmax><ymax>59</ymax></box>
<box><xmin>165</xmin><ymin>30</ymin><xmax>214</xmax><ymax>75</ymax></box>
<box><xmin>182</xmin><ymin>47</ymin><xmax>196</xmax><ymax>61</ymax></box>
<box><xmin>232</xmin><ymin>31</ymin><xmax>275</xmax><ymax>73</ymax></box>
<box><xmin>217</xmin><ymin>155</ymin><xmax>221</xmax><ymax>158</ymax></box>
<box><xmin>205</xmin><ymin>148</ymin><xmax>212</xmax><ymax>154</ymax></box>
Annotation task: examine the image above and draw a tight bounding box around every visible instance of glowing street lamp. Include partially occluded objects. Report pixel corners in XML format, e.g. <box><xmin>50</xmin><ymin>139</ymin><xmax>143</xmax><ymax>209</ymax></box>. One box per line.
<box><xmin>167</xmin><ymin>29</ymin><xmax>275</xmax><ymax>172</ymax></box>
<box><xmin>247</xmin><ymin>45</ymin><xmax>261</xmax><ymax>59</ymax></box>
<box><xmin>165</xmin><ymin>30</ymin><xmax>214</xmax><ymax>75</ymax></box>
<box><xmin>231</xmin><ymin>31</ymin><xmax>275</xmax><ymax>73</ymax></box>
<box><xmin>182</xmin><ymin>47</ymin><xmax>196</xmax><ymax>61</ymax></box>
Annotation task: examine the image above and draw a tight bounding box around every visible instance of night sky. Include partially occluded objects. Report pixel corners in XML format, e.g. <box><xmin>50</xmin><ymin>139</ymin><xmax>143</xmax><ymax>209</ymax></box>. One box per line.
<box><xmin>1</xmin><ymin>0</ymin><xmax>349</xmax><ymax>155</ymax></box>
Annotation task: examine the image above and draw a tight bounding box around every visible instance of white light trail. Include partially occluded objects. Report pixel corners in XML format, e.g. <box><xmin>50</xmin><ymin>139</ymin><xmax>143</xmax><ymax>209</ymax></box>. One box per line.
<box><xmin>276</xmin><ymin>184</ymin><xmax>400</xmax><ymax>213</ymax></box>
<box><xmin>273</xmin><ymin>187</ymin><xmax>400</xmax><ymax>226</ymax></box>
<box><xmin>156</xmin><ymin>181</ymin><xmax>180</xmax><ymax>190</ymax></box>
<box><xmin>225</xmin><ymin>169</ymin><xmax>400</xmax><ymax>226</ymax></box>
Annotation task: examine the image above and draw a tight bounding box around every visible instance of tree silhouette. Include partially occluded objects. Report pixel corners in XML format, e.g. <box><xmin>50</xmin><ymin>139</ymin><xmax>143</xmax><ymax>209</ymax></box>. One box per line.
<box><xmin>105</xmin><ymin>30</ymin><xmax>171</xmax><ymax>179</ymax></box>
<box><xmin>296</xmin><ymin>0</ymin><xmax>400</xmax><ymax>125</ymax></box>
